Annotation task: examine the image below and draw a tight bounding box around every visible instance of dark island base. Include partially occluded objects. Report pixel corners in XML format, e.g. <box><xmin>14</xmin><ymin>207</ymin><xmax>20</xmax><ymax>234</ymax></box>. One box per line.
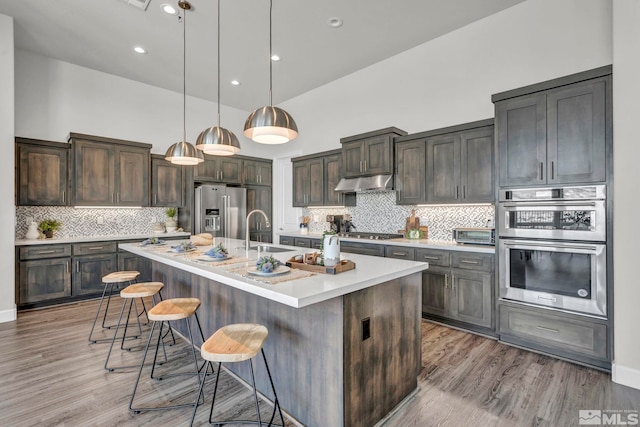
<box><xmin>153</xmin><ymin>261</ymin><xmax>421</xmax><ymax>427</ymax></box>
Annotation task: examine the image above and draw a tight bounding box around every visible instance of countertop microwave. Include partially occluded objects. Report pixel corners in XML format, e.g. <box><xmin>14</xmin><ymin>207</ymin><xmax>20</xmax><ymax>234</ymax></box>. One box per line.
<box><xmin>453</xmin><ymin>228</ymin><xmax>495</xmax><ymax>246</ymax></box>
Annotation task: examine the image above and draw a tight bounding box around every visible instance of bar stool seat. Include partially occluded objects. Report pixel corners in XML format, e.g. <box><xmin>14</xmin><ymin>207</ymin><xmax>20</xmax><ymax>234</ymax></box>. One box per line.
<box><xmin>191</xmin><ymin>323</ymin><xmax>284</xmax><ymax>427</ymax></box>
<box><xmin>105</xmin><ymin>282</ymin><xmax>173</xmax><ymax>371</ymax></box>
<box><xmin>130</xmin><ymin>297</ymin><xmax>205</xmax><ymax>414</ymax></box>
<box><xmin>88</xmin><ymin>270</ymin><xmax>140</xmax><ymax>344</ymax></box>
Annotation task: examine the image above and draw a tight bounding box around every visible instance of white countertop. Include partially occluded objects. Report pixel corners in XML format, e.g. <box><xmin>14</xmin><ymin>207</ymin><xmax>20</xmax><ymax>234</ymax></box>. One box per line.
<box><xmin>120</xmin><ymin>239</ymin><xmax>428</xmax><ymax>309</ymax></box>
<box><xmin>15</xmin><ymin>232</ymin><xmax>191</xmax><ymax>246</ymax></box>
<box><xmin>278</xmin><ymin>231</ymin><xmax>495</xmax><ymax>254</ymax></box>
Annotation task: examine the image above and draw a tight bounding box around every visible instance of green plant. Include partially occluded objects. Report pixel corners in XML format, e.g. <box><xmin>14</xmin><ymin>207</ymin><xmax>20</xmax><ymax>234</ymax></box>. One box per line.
<box><xmin>165</xmin><ymin>207</ymin><xmax>177</xmax><ymax>219</ymax></box>
<box><xmin>256</xmin><ymin>255</ymin><xmax>281</xmax><ymax>273</ymax></box>
<box><xmin>38</xmin><ymin>219</ymin><xmax>61</xmax><ymax>232</ymax></box>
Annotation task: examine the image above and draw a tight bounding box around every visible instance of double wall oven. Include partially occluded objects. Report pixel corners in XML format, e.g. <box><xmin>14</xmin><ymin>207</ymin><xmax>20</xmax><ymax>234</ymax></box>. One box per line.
<box><xmin>498</xmin><ymin>185</ymin><xmax>607</xmax><ymax>318</ymax></box>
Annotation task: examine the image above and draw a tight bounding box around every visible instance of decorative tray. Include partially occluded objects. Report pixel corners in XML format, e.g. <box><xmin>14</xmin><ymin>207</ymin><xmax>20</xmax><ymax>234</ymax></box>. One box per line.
<box><xmin>285</xmin><ymin>257</ymin><xmax>355</xmax><ymax>275</ymax></box>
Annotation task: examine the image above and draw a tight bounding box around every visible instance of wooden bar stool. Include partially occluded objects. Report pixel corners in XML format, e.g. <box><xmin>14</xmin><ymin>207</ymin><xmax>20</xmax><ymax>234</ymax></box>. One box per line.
<box><xmin>104</xmin><ymin>282</ymin><xmax>175</xmax><ymax>371</ymax></box>
<box><xmin>129</xmin><ymin>298</ymin><xmax>206</xmax><ymax>414</ymax></box>
<box><xmin>88</xmin><ymin>270</ymin><xmax>140</xmax><ymax>344</ymax></box>
<box><xmin>190</xmin><ymin>323</ymin><xmax>284</xmax><ymax>427</ymax></box>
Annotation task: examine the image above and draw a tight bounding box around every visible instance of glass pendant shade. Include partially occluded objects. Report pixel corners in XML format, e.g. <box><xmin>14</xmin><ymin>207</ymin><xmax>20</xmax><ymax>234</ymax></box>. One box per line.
<box><xmin>244</xmin><ymin>105</ymin><xmax>298</xmax><ymax>144</ymax></box>
<box><xmin>196</xmin><ymin>126</ymin><xmax>241</xmax><ymax>156</ymax></box>
<box><xmin>165</xmin><ymin>140</ymin><xmax>204</xmax><ymax>165</ymax></box>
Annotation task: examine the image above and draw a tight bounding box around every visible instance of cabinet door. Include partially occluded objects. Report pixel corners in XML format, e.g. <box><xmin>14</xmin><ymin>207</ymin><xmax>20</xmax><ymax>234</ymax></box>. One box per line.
<box><xmin>116</xmin><ymin>146</ymin><xmax>149</xmax><ymax>206</ymax></box>
<box><xmin>396</xmin><ymin>140</ymin><xmax>426</xmax><ymax>205</ymax></box>
<box><xmin>426</xmin><ymin>134</ymin><xmax>460</xmax><ymax>203</ymax></box>
<box><xmin>195</xmin><ymin>156</ymin><xmax>219</xmax><ymax>181</ymax></box>
<box><xmin>17</xmin><ymin>143</ymin><xmax>69</xmax><ymax>206</ymax></box>
<box><xmin>246</xmin><ymin>186</ymin><xmax>272</xmax><ymax>232</ymax></box>
<box><xmin>219</xmin><ymin>157</ymin><xmax>242</xmax><ymax>184</ymax></box>
<box><xmin>151</xmin><ymin>156</ymin><xmax>183</xmax><ymax>207</ymax></box>
<box><xmin>342</xmin><ymin>141</ymin><xmax>364</xmax><ymax>178</ymax></box>
<box><xmin>547</xmin><ymin>79</ymin><xmax>607</xmax><ymax>184</ymax></box>
<box><xmin>422</xmin><ymin>266</ymin><xmax>449</xmax><ymax>318</ymax></box>
<box><xmin>243</xmin><ymin>160</ymin><xmax>259</xmax><ymax>185</ymax></box>
<box><xmin>324</xmin><ymin>154</ymin><xmax>343</xmax><ymax>206</ymax></box>
<box><xmin>72</xmin><ymin>254</ymin><xmax>117</xmax><ymax>296</ymax></box>
<box><xmin>118</xmin><ymin>252</ymin><xmax>152</xmax><ymax>282</ymax></box>
<box><xmin>449</xmin><ymin>269</ymin><xmax>492</xmax><ymax>328</ymax></box>
<box><xmin>292</xmin><ymin>161</ymin><xmax>309</xmax><ymax>207</ymax></box>
<box><xmin>496</xmin><ymin>94</ymin><xmax>546</xmax><ymax>186</ymax></box>
<box><xmin>74</xmin><ymin>140</ymin><xmax>116</xmax><ymax>205</ymax></box>
<box><xmin>256</xmin><ymin>161</ymin><xmax>272</xmax><ymax>186</ymax></box>
<box><xmin>363</xmin><ymin>135</ymin><xmax>392</xmax><ymax>175</ymax></box>
<box><xmin>308</xmin><ymin>158</ymin><xmax>324</xmax><ymax>206</ymax></box>
<box><xmin>19</xmin><ymin>258</ymin><xmax>71</xmax><ymax>304</ymax></box>
<box><xmin>460</xmin><ymin>127</ymin><xmax>494</xmax><ymax>203</ymax></box>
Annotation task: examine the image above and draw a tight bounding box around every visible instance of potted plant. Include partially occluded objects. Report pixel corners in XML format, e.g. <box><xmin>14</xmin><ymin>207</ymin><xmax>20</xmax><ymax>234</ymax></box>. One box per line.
<box><xmin>39</xmin><ymin>219</ymin><xmax>61</xmax><ymax>239</ymax></box>
<box><xmin>165</xmin><ymin>207</ymin><xmax>178</xmax><ymax>232</ymax></box>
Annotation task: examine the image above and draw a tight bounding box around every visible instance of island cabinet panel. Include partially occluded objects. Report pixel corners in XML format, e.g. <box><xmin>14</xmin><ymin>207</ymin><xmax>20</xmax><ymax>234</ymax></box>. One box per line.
<box><xmin>151</xmin><ymin>155</ymin><xmax>183</xmax><ymax>207</ymax></box>
<box><xmin>343</xmin><ymin>274</ymin><xmax>421</xmax><ymax>427</ymax></box>
<box><xmin>151</xmin><ymin>261</ymin><xmax>422</xmax><ymax>427</ymax></box>
<box><xmin>16</xmin><ymin>139</ymin><xmax>70</xmax><ymax>206</ymax></box>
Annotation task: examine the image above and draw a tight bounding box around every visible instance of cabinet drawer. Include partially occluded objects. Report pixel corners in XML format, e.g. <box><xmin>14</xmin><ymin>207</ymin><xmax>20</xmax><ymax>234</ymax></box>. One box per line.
<box><xmin>451</xmin><ymin>252</ymin><xmax>494</xmax><ymax>272</ymax></box>
<box><xmin>19</xmin><ymin>244</ymin><xmax>72</xmax><ymax>260</ymax></box>
<box><xmin>499</xmin><ymin>304</ymin><xmax>608</xmax><ymax>361</ymax></box>
<box><xmin>340</xmin><ymin>242</ymin><xmax>385</xmax><ymax>257</ymax></box>
<box><xmin>311</xmin><ymin>239</ymin><xmax>322</xmax><ymax>250</ymax></box>
<box><xmin>293</xmin><ymin>238</ymin><xmax>311</xmax><ymax>248</ymax></box>
<box><xmin>385</xmin><ymin>246</ymin><xmax>415</xmax><ymax>260</ymax></box>
<box><xmin>279</xmin><ymin>236</ymin><xmax>294</xmax><ymax>246</ymax></box>
<box><xmin>414</xmin><ymin>249</ymin><xmax>450</xmax><ymax>266</ymax></box>
<box><xmin>73</xmin><ymin>241</ymin><xmax>117</xmax><ymax>255</ymax></box>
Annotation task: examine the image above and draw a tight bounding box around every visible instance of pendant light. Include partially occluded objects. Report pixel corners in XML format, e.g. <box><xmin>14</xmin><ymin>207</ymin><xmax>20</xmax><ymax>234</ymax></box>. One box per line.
<box><xmin>165</xmin><ymin>1</ymin><xmax>204</xmax><ymax>166</ymax></box>
<box><xmin>195</xmin><ymin>0</ymin><xmax>241</xmax><ymax>156</ymax></box>
<box><xmin>244</xmin><ymin>0</ymin><xmax>298</xmax><ymax>144</ymax></box>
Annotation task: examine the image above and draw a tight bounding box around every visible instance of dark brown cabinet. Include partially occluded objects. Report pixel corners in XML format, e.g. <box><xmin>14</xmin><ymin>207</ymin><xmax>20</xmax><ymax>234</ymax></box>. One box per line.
<box><xmin>323</xmin><ymin>153</ymin><xmax>345</xmax><ymax>206</ymax></box>
<box><xmin>71</xmin><ymin>242</ymin><xmax>117</xmax><ymax>296</ymax></box>
<box><xmin>243</xmin><ymin>160</ymin><xmax>272</xmax><ymax>186</ymax></box>
<box><xmin>17</xmin><ymin>244</ymin><xmax>72</xmax><ymax>304</ymax></box>
<box><xmin>396</xmin><ymin>120</ymin><xmax>494</xmax><ymax>205</ymax></box>
<box><xmin>341</xmin><ymin>127</ymin><xmax>406</xmax><ymax>178</ymax></box>
<box><xmin>495</xmin><ymin>71</ymin><xmax>610</xmax><ymax>187</ymax></box>
<box><xmin>16</xmin><ymin>138</ymin><xmax>70</xmax><ymax>206</ymax></box>
<box><xmin>292</xmin><ymin>150</ymin><xmax>355</xmax><ymax>207</ymax></box>
<box><xmin>70</xmin><ymin>134</ymin><xmax>150</xmax><ymax>206</ymax></box>
<box><xmin>151</xmin><ymin>155</ymin><xmax>183</xmax><ymax>207</ymax></box>
<box><xmin>195</xmin><ymin>154</ymin><xmax>242</xmax><ymax>184</ymax></box>
<box><xmin>246</xmin><ymin>185</ymin><xmax>272</xmax><ymax>243</ymax></box>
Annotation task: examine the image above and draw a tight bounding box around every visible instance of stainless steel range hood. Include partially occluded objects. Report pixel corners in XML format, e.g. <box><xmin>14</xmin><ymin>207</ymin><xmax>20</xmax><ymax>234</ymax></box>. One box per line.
<box><xmin>334</xmin><ymin>175</ymin><xmax>393</xmax><ymax>193</ymax></box>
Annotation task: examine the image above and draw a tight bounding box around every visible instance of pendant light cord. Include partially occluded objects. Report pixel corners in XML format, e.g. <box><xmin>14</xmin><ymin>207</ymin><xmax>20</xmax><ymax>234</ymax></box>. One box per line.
<box><xmin>183</xmin><ymin>6</ymin><xmax>187</xmax><ymax>143</ymax></box>
<box><xmin>217</xmin><ymin>0</ymin><xmax>221</xmax><ymax>127</ymax></box>
<box><xmin>269</xmin><ymin>0</ymin><xmax>273</xmax><ymax>106</ymax></box>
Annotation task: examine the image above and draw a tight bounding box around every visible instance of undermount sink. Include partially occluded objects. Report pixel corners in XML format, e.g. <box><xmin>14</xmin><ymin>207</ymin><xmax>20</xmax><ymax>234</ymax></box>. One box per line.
<box><xmin>250</xmin><ymin>245</ymin><xmax>294</xmax><ymax>253</ymax></box>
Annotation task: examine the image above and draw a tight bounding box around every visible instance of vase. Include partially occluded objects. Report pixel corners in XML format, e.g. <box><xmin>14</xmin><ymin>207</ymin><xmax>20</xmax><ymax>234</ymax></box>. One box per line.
<box><xmin>44</xmin><ymin>230</ymin><xmax>54</xmax><ymax>239</ymax></box>
<box><xmin>165</xmin><ymin>218</ymin><xmax>177</xmax><ymax>233</ymax></box>
<box><xmin>25</xmin><ymin>222</ymin><xmax>39</xmax><ymax>240</ymax></box>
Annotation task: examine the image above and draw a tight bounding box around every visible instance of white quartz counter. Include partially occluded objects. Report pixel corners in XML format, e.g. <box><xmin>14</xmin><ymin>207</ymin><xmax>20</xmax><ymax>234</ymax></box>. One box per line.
<box><xmin>278</xmin><ymin>231</ymin><xmax>495</xmax><ymax>254</ymax></box>
<box><xmin>15</xmin><ymin>232</ymin><xmax>191</xmax><ymax>246</ymax></box>
<box><xmin>120</xmin><ymin>239</ymin><xmax>428</xmax><ymax>309</ymax></box>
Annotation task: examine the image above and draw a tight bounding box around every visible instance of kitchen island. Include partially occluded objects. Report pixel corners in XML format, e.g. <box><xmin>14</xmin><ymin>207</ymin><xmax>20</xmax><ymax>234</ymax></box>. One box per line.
<box><xmin>120</xmin><ymin>240</ymin><xmax>428</xmax><ymax>427</ymax></box>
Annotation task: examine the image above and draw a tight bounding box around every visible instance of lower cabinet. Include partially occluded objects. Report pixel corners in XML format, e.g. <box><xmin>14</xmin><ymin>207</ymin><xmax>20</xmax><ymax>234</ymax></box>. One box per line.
<box><xmin>118</xmin><ymin>251</ymin><xmax>152</xmax><ymax>282</ymax></box>
<box><xmin>250</xmin><ymin>232</ymin><xmax>273</xmax><ymax>244</ymax></box>
<box><xmin>19</xmin><ymin>258</ymin><xmax>71</xmax><ymax>303</ymax></box>
<box><xmin>72</xmin><ymin>253</ymin><xmax>117</xmax><ymax>296</ymax></box>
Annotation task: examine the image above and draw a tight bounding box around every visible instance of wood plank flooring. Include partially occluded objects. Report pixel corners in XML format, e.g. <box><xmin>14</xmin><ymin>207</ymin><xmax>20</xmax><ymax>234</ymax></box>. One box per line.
<box><xmin>0</xmin><ymin>300</ymin><xmax>638</xmax><ymax>427</ymax></box>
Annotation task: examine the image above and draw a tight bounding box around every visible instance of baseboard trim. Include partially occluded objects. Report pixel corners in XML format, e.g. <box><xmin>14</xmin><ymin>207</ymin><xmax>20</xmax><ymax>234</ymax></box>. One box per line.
<box><xmin>0</xmin><ymin>306</ymin><xmax>17</xmax><ymax>323</ymax></box>
<box><xmin>612</xmin><ymin>362</ymin><xmax>640</xmax><ymax>390</ymax></box>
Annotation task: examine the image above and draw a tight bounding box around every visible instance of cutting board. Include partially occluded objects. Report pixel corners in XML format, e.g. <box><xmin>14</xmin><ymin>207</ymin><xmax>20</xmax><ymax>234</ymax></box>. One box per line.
<box><xmin>406</xmin><ymin>209</ymin><xmax>420</xmax><ymax>230</ymax></box>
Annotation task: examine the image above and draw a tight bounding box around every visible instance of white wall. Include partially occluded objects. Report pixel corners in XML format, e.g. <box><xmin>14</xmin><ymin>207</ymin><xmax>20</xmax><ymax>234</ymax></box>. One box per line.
<box><xmin>612</xmin><ymin>0</ymin><xmax>640</xmax><ymax>389</ymax></box>
<box><xmin>0</xmin><ymin>14</ymin><xmax>15</xmax><ymax>321</ymax></box>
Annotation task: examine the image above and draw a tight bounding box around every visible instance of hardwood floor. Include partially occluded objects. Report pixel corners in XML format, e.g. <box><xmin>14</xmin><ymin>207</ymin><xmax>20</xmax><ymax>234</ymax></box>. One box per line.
<box><xmin>1</xmin><ymin>301</ymin><xmax>638</xmax><ymax>427</ymax></box>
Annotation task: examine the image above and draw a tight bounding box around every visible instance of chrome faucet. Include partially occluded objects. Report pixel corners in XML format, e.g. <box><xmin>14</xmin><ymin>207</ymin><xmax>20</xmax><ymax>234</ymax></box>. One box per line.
<box><xmin>246</xmin><ymin>209</ymin><xmax>270</xmax><ymax>253</ymax></box>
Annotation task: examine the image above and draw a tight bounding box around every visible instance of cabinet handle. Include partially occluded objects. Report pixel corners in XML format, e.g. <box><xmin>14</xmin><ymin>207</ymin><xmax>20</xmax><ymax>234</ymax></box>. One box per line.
<box><xmin>221</xmin><ymin>171</ymin><xmax>224</xmax><ymax>180</ymax></box>
<box><xmin>62</xmin><ymin>190</ymin><xmax>66</xmax><ymax>204</ymax></box>
<box><xmin>258</xmin><ymin>175</ymin><xmax>262</xmax><ymax>184</ymax></box>
<box><xmin>359</xmin><ymin>161</ymin><xmax>363</xmax><ymax>173</ymax></box>
<box><xmin>444</xmin><ymin>274</ymin><xmax>449</xmax><ymax>288</ymax></box>
<box><xmin>66</xmin><ymin>261</ymin><xmax>69</xmax><ymax>274</ymax></box>
<box><xmin>392</xmin><ymin>252</ymin><xmax>407</xmax><ymax>256</ymax></box>
<box><xmin>536</xmin><ymin>325</ymin><xmax>560</xmax><ymax>334</ymax></box>
<box><xmin>460</xmin><ymin>259</ymin><xmax>479</xmax><ymax>264</ymax></box>
<box><xmin>451</xmin><ymin>274</ymin><xmax>455</xmax><ymax>290</ymax></box>
<box><xmin>364</xmin><ymin>160</ymin><xmax>367</xmax><ymax>171</ymax></box>
<box><xmin>36</xmin><ymin>250</ymin><xmax>57</xmax><ymax>254</ymax></box>
<box><xmin>540</xmin><ymin>162</ymin><xmax>544</xmax><ymax>180</ymax></box>
<box><xmin>456</xmin><ymin>186</ymin><xmax>459</xmax><ymax>199</ymax></box>
<box><xmin>112</xmin><ymin>193</ymin><xmax>115</xmax><ymax>203</ymax></box>
<box><xmin>463</xmin><ymin>185</ymin><xmax>466</xmax><ymax>199</ymax></box>
<box><xmin>421</xmin><ymin>255</ymin><xmax>440</xmax><ymax>260</ymax></box>
<box><xmin>551</xmin><ymin>161</ymin><xmax>555</xmax><ymax>180</ymax></box>
<box><xmin>116</xmin><ymin>193</ymin><xmax>119</xmax><ymax>203</ymax></box>
<box><xmin>154</xmin><ymin>194</ymin><xmax>157</xmax><ymax>205</ymax></box>
<box><xmin>76</xmin><ymin>261</ymin><xmax>80</xmax><ymax>273</ymax></box>
<box><xmin>88</xmin><ymin>246</ymin><xmax>104</xmax><ymax>250</ymax></box>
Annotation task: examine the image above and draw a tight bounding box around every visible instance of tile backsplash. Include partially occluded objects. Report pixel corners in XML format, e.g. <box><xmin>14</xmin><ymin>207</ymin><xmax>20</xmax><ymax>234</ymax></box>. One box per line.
<box><xmin>15</xmin><ymin>206</ymin><xmax>173</xmax><ymax>239</ymax></box>
<box><xmin>303</xmin><ymin>191</ymin><xmax>494</xmax><ymax>241</ymax></box>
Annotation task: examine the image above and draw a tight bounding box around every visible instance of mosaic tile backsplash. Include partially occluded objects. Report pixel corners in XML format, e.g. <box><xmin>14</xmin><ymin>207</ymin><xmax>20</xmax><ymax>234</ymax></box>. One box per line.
<box><xmin>303</xmin><ymin>191</ymin><xmax>495</xmax><ymax>241</ymax></box>
<box><xmin>15</xmin><ymin>206</ymin><xmax>174</xmax><ymax>239</ymax></box>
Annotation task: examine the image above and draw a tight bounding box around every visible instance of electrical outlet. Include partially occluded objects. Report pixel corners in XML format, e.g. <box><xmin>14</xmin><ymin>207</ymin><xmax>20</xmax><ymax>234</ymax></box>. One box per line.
<box><xmin>151</xmin><ymin>216</ymin><xmax>157</xmax><ymax>224</ymax></box>
<box><xmin>26</xmin><ymin>216</ymin><xmax>33</xmax><ymax>225</ymax></box>
<box><xmin>97</xmin><ymin>216</ymin><xmax>104</xmax><ymax>225</ymax></box>
<box><xmin>362</xmin><ymin>317</ymin><xmax>371</xmax><ymax>341</ymax></box>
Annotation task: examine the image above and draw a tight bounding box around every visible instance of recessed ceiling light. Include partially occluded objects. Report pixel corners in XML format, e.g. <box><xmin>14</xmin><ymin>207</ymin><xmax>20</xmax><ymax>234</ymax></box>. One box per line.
<box><xmin>271</xmin><ymin>54</ymin><xmax>280</xmax><ymax>61</ymax></box>
<box><xmin>133</xmin><ymin>46</ymin><xmax>147</xmax><ymax>54</ymax></box>
<box><xmin>161</xmin><ymin>3</ymin><xmax>178</xmax><ymax>15</ymax></box>
<box><xmin>327</xmin><ymin>17</ymin><xmax>343</xmax><ymax>28</ymax></box>
<box><xmin>231</xmin><ymin>80</ymin><xmax>241</xmax><ymax>86</ymax></box>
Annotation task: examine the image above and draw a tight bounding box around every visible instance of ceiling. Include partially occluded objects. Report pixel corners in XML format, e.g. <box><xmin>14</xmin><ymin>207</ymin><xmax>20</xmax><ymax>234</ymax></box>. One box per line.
<box><xmin>0</xmin><ymin>0</ymin><xmax>524</xmax><ymax>111</ymax></box>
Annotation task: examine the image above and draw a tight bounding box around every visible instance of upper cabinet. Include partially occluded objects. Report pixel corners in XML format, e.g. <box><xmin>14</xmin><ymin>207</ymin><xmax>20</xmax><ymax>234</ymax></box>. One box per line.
<box><xmin>69</xmin><ymin>133</ymin><xmax>150</xmax><ymax>206</ymax></box>
<box><xmin>341</xmin><ymin>127</ymin><xmax>406</xmax><ymax>178</ymax></box>
<box><xmin>395</xmin><ymin>119</ymin><xmax>494</xmax><ymax>205</ymax></box>
<box><xmin>243</xmin><ymin>159</ymin><xmax>272</xmax><ymax>186</ymax></box>
<box><xmin>16</xmin><ymin>138</ymin><xmax>70</xmax><ymax>206</ymax></box>
<box><xmin>194</xmin><ymin>155</ymin><xmax>242</xmax><ymax>184</ymax></box>
<box><xmin>494</xmin><ymin>66</ymin><xmax>611</xmax><ymax>187</ymax></box>
<box><xmin>292</xmin><ymin>149</ymin><xmax>356</xmax><ymax>207</ymax></box>
<box><xmin>151</xmin><ymin>154</ymin><xmax>184</xmax><ymax>207</ymax></box>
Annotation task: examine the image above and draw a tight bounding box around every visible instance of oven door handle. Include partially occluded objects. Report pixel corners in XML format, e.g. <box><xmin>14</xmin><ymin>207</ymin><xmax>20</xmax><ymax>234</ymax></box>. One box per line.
<box><xmin>502</xmin><ymin>241</ymin><xmax>598</xmax><ymax>251</ymax></box>
<box><xmin>501</xmin><ymin>201</ymin><xmax>597</xmax><ymax>208</ymax></box>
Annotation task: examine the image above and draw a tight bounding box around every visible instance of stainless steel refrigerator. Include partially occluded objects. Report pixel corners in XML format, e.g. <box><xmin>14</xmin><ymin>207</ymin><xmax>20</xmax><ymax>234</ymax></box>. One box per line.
<box><xmin>194</xmin><ymin>185</ymin><xmax>246</xmax><ymax>239</ymax></box>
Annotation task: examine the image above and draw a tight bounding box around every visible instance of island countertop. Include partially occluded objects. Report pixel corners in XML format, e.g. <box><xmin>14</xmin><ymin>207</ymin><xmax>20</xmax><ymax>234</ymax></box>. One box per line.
<box><xmin>120</xmin><ymin>239</ymin><xmax>428</xmax><ymax>308</ymax></box>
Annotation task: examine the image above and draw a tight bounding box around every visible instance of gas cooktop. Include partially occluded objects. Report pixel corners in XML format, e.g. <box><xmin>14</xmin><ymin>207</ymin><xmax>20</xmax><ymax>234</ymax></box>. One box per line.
<box><xmin>336</xmin><ymin>232</ymin><xmax>404</xmax><ymax>240</ymax></box>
